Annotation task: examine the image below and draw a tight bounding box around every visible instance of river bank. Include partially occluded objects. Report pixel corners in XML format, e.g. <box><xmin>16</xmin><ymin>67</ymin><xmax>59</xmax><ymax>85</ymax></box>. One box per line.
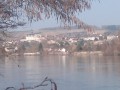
<box><xmin>73</xmin><ymin>51</ymin><xmax>103</xmax><ymax>56</ymax></box>
<box><xmin>1</xmin><ymin>51</ymin><xmax>120</xmax><ymax>57</ymax></box>
<box><xmin>0</xmin><ymin>51</ymin><xmax>103</xmax><ymax>56</ymax></box>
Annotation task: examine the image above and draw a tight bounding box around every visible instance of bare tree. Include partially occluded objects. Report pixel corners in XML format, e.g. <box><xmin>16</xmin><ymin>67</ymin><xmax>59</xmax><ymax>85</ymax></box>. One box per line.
<box><xmin>0</xmin><ymin>0</ymin><xmax>96</xmax><ymax>29</ymax></box>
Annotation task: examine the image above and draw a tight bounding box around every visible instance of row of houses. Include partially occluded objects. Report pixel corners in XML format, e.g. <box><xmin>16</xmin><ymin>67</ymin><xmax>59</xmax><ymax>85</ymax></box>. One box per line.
<box><xmin>17</xmin><ymin>31</ymin><xmax>119</xmax><ymax>43</ymax></box>
<box><xmin>1</xmin><ymin>31</ymin><xmax>119</xmax><ymax>55</ymax></box>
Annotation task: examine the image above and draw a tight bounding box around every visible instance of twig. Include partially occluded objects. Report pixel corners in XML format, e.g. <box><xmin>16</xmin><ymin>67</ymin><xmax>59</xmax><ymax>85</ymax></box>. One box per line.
<box><xmin>5</xmin><ymin>87</ymin><xmax>16</xmax><ymax>90</ymax></box>
<box><xmin>5</xmin><ymin>77</ymin><xmax>57</xmax><ymax>90</ymax></box>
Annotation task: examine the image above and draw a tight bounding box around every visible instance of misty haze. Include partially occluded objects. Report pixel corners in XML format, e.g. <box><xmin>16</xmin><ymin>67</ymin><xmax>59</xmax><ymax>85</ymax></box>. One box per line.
<box><xmin>0</xmin><ymin>0</ymin><xmax>120</xmax><ymax>90</ymax></box>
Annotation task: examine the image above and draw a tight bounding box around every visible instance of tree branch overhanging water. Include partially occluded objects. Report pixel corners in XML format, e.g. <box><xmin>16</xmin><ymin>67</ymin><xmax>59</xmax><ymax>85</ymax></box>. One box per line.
<box><xmin>5</xmin><ymin>77</ymin><xmax>57</xmax><ymax>90</ymax></box>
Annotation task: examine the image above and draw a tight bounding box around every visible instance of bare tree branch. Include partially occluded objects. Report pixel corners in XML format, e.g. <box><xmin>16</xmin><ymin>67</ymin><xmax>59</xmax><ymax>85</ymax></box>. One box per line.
<box><xmin>0</xmin><ymin>0</ymin><xmax>97</xmax><ymax>29</ymax></box>
<box><xmin>5</xmin><ymin>77</ymin><xmax>57</xmax><ymax>90</ymax></box>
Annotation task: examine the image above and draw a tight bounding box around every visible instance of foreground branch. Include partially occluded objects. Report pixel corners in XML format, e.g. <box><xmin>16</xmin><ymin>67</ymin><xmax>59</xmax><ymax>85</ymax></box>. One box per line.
<box><xmin>5</xmin><ymin>77</ymin><xmax>57</xmax><ymax>90</ymax></box>
<box><xmin>0</xmin><ymin>0</ymin><xmax>95</xmax><ymax>29</ymax></box>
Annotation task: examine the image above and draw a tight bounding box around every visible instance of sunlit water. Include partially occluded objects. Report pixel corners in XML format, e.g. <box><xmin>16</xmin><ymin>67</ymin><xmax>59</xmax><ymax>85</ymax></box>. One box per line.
<box><xmin>0</xmin><ymin>55</ymin><xmax>120</xmax><ymax>90</ymax></box>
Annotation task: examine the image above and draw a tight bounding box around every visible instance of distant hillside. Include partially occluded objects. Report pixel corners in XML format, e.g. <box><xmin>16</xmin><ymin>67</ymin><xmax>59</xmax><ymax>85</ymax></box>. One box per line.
<box><xmin>102</xmin><ymin>25</ymin><xmax>120</xmax><ymax>32</ymax></box>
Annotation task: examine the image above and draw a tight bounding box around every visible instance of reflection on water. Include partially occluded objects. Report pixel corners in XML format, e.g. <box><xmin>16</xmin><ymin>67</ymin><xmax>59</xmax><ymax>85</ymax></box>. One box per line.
<box><xmin>0</xmin><ymin>55</ymin><xmax>120</xmax><ymax>90</ymax></box>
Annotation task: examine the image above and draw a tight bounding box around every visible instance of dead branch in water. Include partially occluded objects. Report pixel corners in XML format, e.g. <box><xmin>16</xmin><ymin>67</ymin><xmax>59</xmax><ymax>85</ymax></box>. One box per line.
<box><xmin>5</xmin><ymin>77</ymin><xmax>57</xmax><ymax>90</ymax></box>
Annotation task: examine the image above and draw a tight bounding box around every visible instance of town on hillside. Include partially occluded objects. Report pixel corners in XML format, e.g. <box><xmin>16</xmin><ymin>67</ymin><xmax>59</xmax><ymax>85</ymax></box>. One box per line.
<box><xmin>0</xmin><ymin>28</ymin><xmax>120</xmax><ymax>56</ymax></box>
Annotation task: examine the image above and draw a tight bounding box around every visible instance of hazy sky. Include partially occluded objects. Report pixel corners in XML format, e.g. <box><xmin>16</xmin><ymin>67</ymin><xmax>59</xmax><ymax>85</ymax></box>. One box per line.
<box><xmin>18</xmin><ymin>0</ymin><xmax>120</xmax><ymax>30</ymax></box>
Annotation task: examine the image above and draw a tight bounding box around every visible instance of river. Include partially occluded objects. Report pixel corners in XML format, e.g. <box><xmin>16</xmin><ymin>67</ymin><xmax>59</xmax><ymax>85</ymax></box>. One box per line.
<box><xmin>0</xmin><ymin>55</ymin><xmax>120</xmax><ymax>90</ymax></box>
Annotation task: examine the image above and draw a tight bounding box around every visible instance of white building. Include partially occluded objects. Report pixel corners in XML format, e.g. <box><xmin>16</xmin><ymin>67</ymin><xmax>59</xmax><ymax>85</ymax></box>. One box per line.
<box><xmin>47</xmin><ymin>40</ymin><xmax>56</xmax><ymax>44</ymax></box>
<box><xmin>107</xmin><ymin>35</ymin><xmax>118</xmax><ymax>40</ymax></box>
<box><xmin>69</xmin><ymin>38</ymin><xmax>78</xmax><ymax>43</ymax></box>
<box><xmin>61</xmin><ymin>48</ymin><xmax>66</xmax><ymax>52</ymax></box>
<box><xmin>84</xmin><ymin>37</ymin><xmax>96</xmax><ymax>41</ymax></box>
<box><xmin>58</xmin><ymin>48</ymin><xmax>66</xmax><ymax>52</ymax></box>
<box><xmin>20</xmin><ymin>34</ymin><xmax>42</xmax><ymax>42</ymax></box>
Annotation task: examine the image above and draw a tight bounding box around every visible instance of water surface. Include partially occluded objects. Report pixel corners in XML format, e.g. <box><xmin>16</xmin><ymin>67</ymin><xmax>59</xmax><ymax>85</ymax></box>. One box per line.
<box><xmin>0</xmin><ymin>55</ymin><xmax>120</xmax><ymax>90</ymax></box>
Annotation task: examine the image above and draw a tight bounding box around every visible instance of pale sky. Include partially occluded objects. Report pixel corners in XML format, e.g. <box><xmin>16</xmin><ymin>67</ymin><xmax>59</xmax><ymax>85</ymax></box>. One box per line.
<box><xmin>17</xmin><ymin>0</ymin><xmax>120</xmax><ymax>31</ymax></box>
